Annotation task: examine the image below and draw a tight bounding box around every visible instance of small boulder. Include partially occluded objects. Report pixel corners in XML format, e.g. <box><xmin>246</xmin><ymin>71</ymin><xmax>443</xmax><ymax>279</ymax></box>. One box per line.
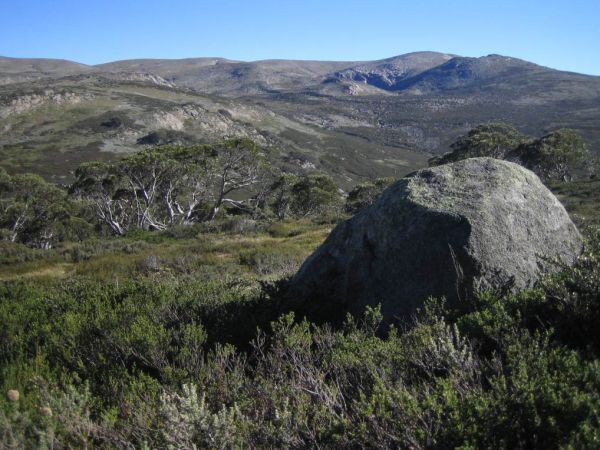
<box><xmin>288</xmin><ymin>158</ymin><xmax>582</xmax><ymax>322</ymax></box>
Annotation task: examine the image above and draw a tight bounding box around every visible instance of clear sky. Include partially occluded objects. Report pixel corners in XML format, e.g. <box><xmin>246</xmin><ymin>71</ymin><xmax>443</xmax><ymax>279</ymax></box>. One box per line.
<box><xmin>1</xmin><ymin>0</ymin><xmax>599</xmax><ymax>75</ymax></box>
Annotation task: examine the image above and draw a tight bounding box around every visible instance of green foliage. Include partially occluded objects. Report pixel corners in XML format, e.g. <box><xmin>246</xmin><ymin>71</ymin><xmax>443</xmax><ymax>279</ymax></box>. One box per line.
<box><xmin>429</xmin><ymin>123</ymin><xmax>530</xmax><ymax>166</ymax></box>
<box><xmin>345</xmin><ymin>177</ymin><xmax>396</xmax><ymax>214</ymax></box>
<box><xmin>1</xmin><ymin>226</ymin><xmax>599</xmax><ymax>447</ymax></box>
<box><xmin>269</xmin><ymin>172</ymin><xmax>299</xmax><ymax>220</ymax></box>
<box><xmin>430</xmin><ymin>124</ymin><xmax>593</xmax><ymax>183</ymax></box>
<box><xmin>0</xmin><ymin>141</ymin><xmax>384</xmax><ymax>251</ymax></box>
<box><xmin>159</xmin><ymin>384</ymin><xmax>249</xmax><ymax>449</ymax></box>
<box><xmin>514</xmin><ymin>129</ymin><xmax>591</xmax><ymax>181</ymax></box>
<box><xmin>71</xmin><ymin>139</ymin><xmax>274</xmax><ymax>234</ymax></box>
<box><xmin>2</xmin><ymin>141</ymin><xmax>600</xmax><ymax>447</ymax></box>
<box><xmin>267</xmin><ymin>173</ymin><xmax>346</xmax><ymax>221</ymax></box>
<box><xmin>0</xmin><ymin>171</ymin><xmax>90</xmax><ymax>249</ymax></box>
<box><xmin>290</xmin><ymin>174</ymin><xmax>342</xmax><ymax>218</ymax></box>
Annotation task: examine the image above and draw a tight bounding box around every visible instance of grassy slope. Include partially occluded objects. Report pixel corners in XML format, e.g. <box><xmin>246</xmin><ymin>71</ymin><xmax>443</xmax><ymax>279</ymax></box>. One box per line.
<box><xmin>549</xmin><ymin>179</ymin><xmax>600</xmax><ymax>225</ymax></box>
<box><xmin>0</xmin><ymin>220</ymin><xmax>331</xmax><ymax>282</ymax></box>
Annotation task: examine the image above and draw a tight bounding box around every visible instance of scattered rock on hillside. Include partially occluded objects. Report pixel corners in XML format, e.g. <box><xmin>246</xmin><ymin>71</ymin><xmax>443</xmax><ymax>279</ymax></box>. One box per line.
<box><xmin>288</xmin><ymin>158</ymin><xmax>583</xmax><ymax>322</ymax></box>
<box><xmin>0</xmin><ymin>89</ymin><xmax>93</xmax><ymax>118</ymax></box>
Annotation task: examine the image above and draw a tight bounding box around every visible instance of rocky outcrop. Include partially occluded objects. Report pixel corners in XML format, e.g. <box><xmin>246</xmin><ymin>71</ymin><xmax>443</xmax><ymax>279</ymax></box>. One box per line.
<box><xmin>288</xmin><ymin>158</ymin><xmax>583</xmax><ymax>322</ymax></box>
<box><xmin>333</xmin><ymin>52</ymin><xmax>455</xmax><ymax>91</ymax></box>
<box><xmin>0</xmin><ymin>89</ymin><xmax>93</xmax><ymax>118</ymax></box>
<box><xmin>109</xmin><ymin>72</ymin><xmax>175</xmax><ymax>87</ymax></box>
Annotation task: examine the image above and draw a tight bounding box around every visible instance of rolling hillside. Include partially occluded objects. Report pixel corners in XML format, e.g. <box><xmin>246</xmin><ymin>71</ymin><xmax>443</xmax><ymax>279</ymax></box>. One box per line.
<box><xmin>1</xmin><ymin>51</ymin><xmax>599</xmax><ymax>185</ymax></box>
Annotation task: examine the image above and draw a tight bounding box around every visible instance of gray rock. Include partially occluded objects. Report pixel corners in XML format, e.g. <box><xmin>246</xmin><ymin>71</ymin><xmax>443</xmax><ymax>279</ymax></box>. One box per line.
<box><xmin>288</xmin><ymin>158</ymin><xmax>582</xmax><ymax>322</ymax></box>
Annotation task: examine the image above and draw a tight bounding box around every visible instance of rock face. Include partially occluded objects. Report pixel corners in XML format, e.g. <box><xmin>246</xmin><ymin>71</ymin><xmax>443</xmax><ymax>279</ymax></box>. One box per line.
<box><xmin>289</xmin><ymin>158</ymin><xmax>583</xmax><ymax>321</ymax></box>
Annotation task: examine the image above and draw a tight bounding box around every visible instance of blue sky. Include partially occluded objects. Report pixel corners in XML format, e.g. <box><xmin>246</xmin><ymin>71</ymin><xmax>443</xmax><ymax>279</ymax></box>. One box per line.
<box><xmin>1</xmin><ymin>0</ymin><xmax>599</xmax><ymax>75</ymax></box>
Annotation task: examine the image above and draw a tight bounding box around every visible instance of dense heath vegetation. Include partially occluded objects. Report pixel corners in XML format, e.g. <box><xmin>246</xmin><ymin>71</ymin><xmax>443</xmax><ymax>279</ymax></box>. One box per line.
<box><xmin>1</xmin><ymin>125</ymin><xmax>599</xmax><ymax>448</ymax></box>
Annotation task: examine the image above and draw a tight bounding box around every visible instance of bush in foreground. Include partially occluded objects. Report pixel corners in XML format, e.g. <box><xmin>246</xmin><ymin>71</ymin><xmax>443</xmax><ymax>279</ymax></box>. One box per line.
<box><xmin>0</xmin><ymin>229</ymin><xmax>599</xmax><ymax>448</ymax></box>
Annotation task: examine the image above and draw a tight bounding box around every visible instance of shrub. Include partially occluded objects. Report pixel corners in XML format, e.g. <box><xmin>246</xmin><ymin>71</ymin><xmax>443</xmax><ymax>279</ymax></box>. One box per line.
<box><xmin>429</xmin><ymin>124</ymin><xmax>591</xmax><ymax>183</ymax></box>
<box><xmin>290</xmin><ymin>174</ymin><xmax>342</xmax><ymax>218</ymax></box>
<box><xmin>513</xmin><ymin>129</ymin><xmax>590</xmax><ymax>181</ymax></box>
<box><xmin>345</xmin><ymin>177</ymin><xmax>395</xmax><ymax>214</ymax></box>
<box><xmin>238</xmin><ymin>247</ymin><xmax>303</xmax><ymax>277</ymax></box>
<box><xmin>1</xmin><ymin>226</ymin><xmax>599</xmax><ymax>448</ymax></box>
<box><xmin>429</xmin><ymin>123</ymin><xmax>530</xmax><ymax>166</ymax></box>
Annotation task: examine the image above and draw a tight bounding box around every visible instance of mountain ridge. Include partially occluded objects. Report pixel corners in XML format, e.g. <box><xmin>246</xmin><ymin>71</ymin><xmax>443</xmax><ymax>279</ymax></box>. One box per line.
<box><xmin>1</xmin><ymin>51</ymin><xmax>599</xmax><ymax>185</ymax></box>
<box><xmin>3</xmin><ymin>51</ymin><xmax>598</xmax><ymax>93</ymax></box>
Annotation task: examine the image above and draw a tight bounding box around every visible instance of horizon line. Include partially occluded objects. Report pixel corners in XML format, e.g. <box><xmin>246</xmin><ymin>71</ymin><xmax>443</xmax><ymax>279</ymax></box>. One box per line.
<box><xmin>1</xmin><ymin>51</ymin><xmax>599</xmax><ymax>77</ymax></box>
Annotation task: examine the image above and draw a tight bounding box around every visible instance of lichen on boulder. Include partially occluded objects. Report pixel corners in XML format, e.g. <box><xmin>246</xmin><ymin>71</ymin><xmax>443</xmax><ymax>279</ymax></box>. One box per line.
<box><xmin>288</xmin><ymin>157</ymin><xmax>583</xmax><ymax>322</ymax></box>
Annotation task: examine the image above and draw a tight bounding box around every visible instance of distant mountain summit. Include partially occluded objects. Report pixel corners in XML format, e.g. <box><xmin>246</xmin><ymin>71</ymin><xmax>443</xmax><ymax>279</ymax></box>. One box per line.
<box><xmin>332</xmin><ymin>51</ymin><xmax>455</xmax><ymax>90</ymax></box>
<box><xmin>1</xmin><ymin>51</ymin><xmax>599</xmax><ymax>97</ymax></box>
<box><xmin>392</xmin><ymin>55</ymin><xmax>559</xmax><ymax>93</ymax></box>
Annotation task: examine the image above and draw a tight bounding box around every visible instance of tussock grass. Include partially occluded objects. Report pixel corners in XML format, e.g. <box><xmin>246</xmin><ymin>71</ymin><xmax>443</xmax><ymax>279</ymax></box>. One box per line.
<box><xmin>0</xmin><ymin>221</ymin><xmax>331</xmax><ymax>282</ymax></box>
<box><xmin>550</xmin><ymin>179</ymin><xmax>600</xmax><ymax>225</ymax></box>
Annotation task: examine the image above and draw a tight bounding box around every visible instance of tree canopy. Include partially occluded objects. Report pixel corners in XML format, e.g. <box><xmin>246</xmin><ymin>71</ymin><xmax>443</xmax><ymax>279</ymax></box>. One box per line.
<box><xmin>0</xmin><ymin>169</ymin><xmax>80</xmax><ymax>248</ymax></box>
<box><xmin>429</xmin><ymin>123</ymin><xmax>530</xmax><ymax>166</ymax></box>
<box><xmin>71</xmin><ymin>139</ymin><xmax>272</xmax><ymax>234</ymax></box>
<box><xmin>430</xmin><ymin>124</ymin><xmax>593</xmax><ymax>182</ymax></box>
<box><xmin>345</xmin><ymin>177</ymin><xmax>396</xmax><ymax>214</ymax></box>
<box><xmin>512</xmin><ymin>129</ymin><xmax>591</xmax><ymax>181</ymax></box>
<box><xmin>290</xmin><ymin>174</ymin><xmax>341</xmax><ymax>218</ymax></box>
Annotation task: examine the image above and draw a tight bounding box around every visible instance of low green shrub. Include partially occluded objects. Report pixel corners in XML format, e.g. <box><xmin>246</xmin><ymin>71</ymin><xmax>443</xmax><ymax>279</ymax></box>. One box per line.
<box><xmin>0</xmin><ymin>226</ymin><xmax>598</xmax><ymax>448</ymax></box>
<box><xmin>0</xmin><ymin>241</ymin><xmax>42</xmax><ymax>265</ymax></box>
<box><xmin>238</xmin><ymin>247</ymin><xmax>303</xmax><ymax>276</ymax></box>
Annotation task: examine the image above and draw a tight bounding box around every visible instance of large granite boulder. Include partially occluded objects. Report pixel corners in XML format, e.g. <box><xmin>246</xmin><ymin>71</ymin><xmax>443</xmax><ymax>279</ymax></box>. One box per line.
<box><xmin>288</xmin><ymin>158</ymin><xmax>582</xmax><ymax>321</ymax></box>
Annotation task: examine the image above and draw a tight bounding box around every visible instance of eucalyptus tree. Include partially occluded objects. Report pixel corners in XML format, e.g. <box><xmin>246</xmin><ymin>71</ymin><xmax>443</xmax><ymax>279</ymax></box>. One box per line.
<box><xmin>270</xmin><ymin>172</ymin><xmax>299</xmax><ymax>220</ymax></box>
<box><xmin>118</xmin><ymin>149</ymin><xmax>178</xmax><ymax>231</ymax></box>
<box><xmin>71</xmin><ymin>162</ymin><xmax>133</xmax><ymax>235</ymax></box>
<box><xmin>429</xmin><ymin>123</ymin><xmax>530</xmax><ymax>166</ymax></box>
<box><xmin>428</xmin><ymin>124</ymin><xmax>591</xmax><ymax>183</ymax></box>
<box><xmin>0</xmin><ymin>169</ymin><xmax>72</xmax><ymax>248</ymax></box>
<box><xmin>71</xmin><ymin>138</ymin><xmax>274</xmax><ymax>234</ymax></box>
<box><xmin>72</xmin><ymin>150</ymin><xmax>195</xmax><ymax>233</ymax></box>
<box><xmin>513</xmin><ymin>129</ymin><xmax>590</xmax><ymax>181</ymax></box>
<box><xmin>157</xmin><ymin>145</ymin><xmax>214</xmax><ymax>225</ymax></box>
<box><xmin>205</xmin><ymin>138</ymin><xmax>269</xmax><ymax>221</ymax></box>
<box><xmin>290</xmin><ymin>174</ymin><xmax>341</xmax><ymax>218</ymax></box>
<box><xmin>345</xmin><ymin>177</ymin><xmax>395</xmax><ymax>214</ymax></box>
